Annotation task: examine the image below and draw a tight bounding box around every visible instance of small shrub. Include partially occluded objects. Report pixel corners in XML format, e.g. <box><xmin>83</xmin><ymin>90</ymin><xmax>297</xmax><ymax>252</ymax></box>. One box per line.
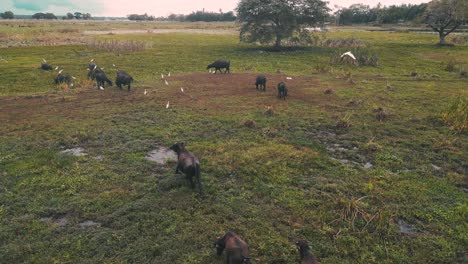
<box><xmin>460</xmin><ymin>69</ymin><xmax>467</xmax><ymax>78</ymax></box>
<box><xmin>263</xmin><ymin>106</ymin><xmax>275</xmax><ymax>117</ymax></box>
<box><xmin>445</xmin><ymin>59</ymin><xmax>457</xmax><ymax>72</ymax></box>
<box><xmin>77</xmin><ymin>79</ymin><xmax>95</xmax><ymax>89</ymax></box>
<box><xmin>336</xmin><ymin>113</ymin><xmax>352</xmax><ymax>129</ymax></box>
<box><xmin>262</xmin><ymin>127</ymin><xmax>278</xmax><ymax>137</ymax></box>
<box><xmin>448</xmin><ymin>34</ymin><xmax>468</xmax><ymax>44</ymax></box>
<box><xmin>243</xmin><ymin>120</ymin><xmax>257</xmax><ymax>128</ymax></box>
<box><xmin>363</xmin><ymin>138</ymin><xmax>382</xmax><ymax>153</ymax></box>
<box><xmin>87</xmin><ymin>40</ymin><xmax>149</xmax><ymax>52</ymax></box>
<box><xmin>322</xmin><ymin>38</ymin><xmax>366</xmax><ymax>48</ymax></box>
<box><xmin>441</xmin><ymin>96</ymin><xmax>468</xmax><ymax>132</ymax></box>
<box><xmin>314</xmin><ymin>64</ymin><xmax>331</xmax><ymax>73</ymax></box>
<box><xmin>375</xmin><ymin>107</ymin><xmax>391</xmax><ymax>122</ymax></box>
<box><xmin>324</xmin><ymin>88</ymin><xmax>333</xmax><ymax>94</ymax></box>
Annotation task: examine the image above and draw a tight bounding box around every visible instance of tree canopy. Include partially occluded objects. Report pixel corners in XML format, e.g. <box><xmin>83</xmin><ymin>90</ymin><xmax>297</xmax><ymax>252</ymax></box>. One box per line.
<box><xmin>236</xmin><ymin>0</ymin><xmax>330</xmax><ymax>49</ymax></box>
<box><xmin>32</xmin><ymin>13</ymin><xmax>57</xmax><ymax>20</ymax></box>
<box><xmin>424</xmin><ymin>0</ymin><xmax>468</xmax><ymax>44</ymax></box>
<box><xmin>0</xmin><ymin>11</ymin><xmax>14</xmax><ymax>19</ymax></box>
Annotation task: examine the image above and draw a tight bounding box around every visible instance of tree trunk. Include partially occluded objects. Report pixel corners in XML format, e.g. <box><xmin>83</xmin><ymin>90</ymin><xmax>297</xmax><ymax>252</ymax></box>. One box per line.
<box><xmin>274</xmin><ymin>33</ymin><xmax>282</xmax><ymax>50</ymax></box>
<box><xmin>439</xmin><ymin>32</ymin><xmax>446</xmax><ymax>45</ymax></box>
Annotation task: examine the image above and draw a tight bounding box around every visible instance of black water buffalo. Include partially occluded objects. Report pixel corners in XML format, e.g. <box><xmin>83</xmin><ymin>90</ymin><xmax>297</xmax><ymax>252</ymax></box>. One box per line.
<box><xmin>87</xmin><ymin>63</ymin><xmax>101</xmax><ymax>80</ymax></box>
<box><xmin>115</xmin><ymin>70</ymin><xmax>134</xmax><ymax>91</ymax></box>
<box><xmin>296</xmin><ymin>240</ymin><xmax>320</xmax><ymax>264</ymax></box>
<box><xmin>207</xmin><ymin>60</ymin><xmax>230</xmax><ymax>74</ymax></box>
<box><xmin>95</xmin><ymin>70</ymin><xmax>112</xmax><ymax>88</ymax></box>
<box><xmin>277</xmin><ymin>82</ymin><xmax>288</xmax><ymax>100</ymax></box>
<box><xmin>169</xmin><ymin>142</ymin><xmax>202</xmax><ymax>194</ymax></box>
<box><xmin>255</xmin><ymin>75</ymin><xmax>267</xmax><ymax>91</ymax></box>
<box><xmin>54</xmin><ymin>73</ymin><xmax>72</xmax><ymax>85</ymax></box>
<box><xmin>214</xmin><ymin>231</ymin><xmax>250</xmax><ymax>264</ymax></box>
<box><xmin>41</xmin><ymin>62</ymin><xmax>53</xmax><ymax>71</ymax></box>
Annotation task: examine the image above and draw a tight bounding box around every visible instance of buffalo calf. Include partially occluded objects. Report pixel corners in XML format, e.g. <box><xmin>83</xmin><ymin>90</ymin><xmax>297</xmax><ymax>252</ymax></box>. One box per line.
<box><xmin>255</xmin><ymin>75</ymin><xmax>267</xmax><ymax>91</ymax></box>
<box><xmin>169</xmin><ymin>142</ymin><xmax>202</xmax><ymax>194</ymax></box>
<box><xmin>116</xmin><ymin>70</ymin><xmax>134</xmax><ymax>91</ymax></box>
<box><xmin>41</xmin><ymin>62</ymin><xmax>53</xmax><ymax>71</ymax></box>
<box><xmin>214</xmin><ymin>231</ymin><xmax>250</xmax><ymax>264</ymax></box>
<box><xmin>54</xmin><ymin>73</ymin><xmax>72</xmax><ymax>85</ymax></box>
<box><xmin>277</xmin><ymin>82</ymin><xmax>288</xmax><ymax>100</ymax></box>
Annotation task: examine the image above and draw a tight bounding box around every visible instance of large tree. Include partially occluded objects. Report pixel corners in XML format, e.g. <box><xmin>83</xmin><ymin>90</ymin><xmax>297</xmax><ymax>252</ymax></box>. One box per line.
<box><xmin>236</xmin><ymin>0</ymin><xmax>330</xmax><ymax>49</ymax></box>
<box><xmin>0</xmin><ymin>11</ymin><xmax>14</xmax><ymax>19</ymax></box>
<box><xmin>425</xmin><ymin>0</ymin><xmax>468</xmax><ymax>45</ymax></box>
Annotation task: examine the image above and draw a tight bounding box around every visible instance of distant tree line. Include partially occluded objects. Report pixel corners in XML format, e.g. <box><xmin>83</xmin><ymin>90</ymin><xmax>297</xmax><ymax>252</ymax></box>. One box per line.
<box><xmin>29</xmin><ymin>12</ymin><xmax>91</xmax><ymax>20</ymax></box>
<box><xmin>63</xmin><ymin>12</ymin><xmax>92</xmax><ymax>20</ymax></box>
<box><xmin>128</xmin><ymin>10</ymin><xmax>236</xmax><ymax>22</ymax></box>
<box><xmin>334</xmin><ymin>3</ymin><xmax>428</xmax><ymax>25</ymax></box>
<box><xmin>127</xmin><ymin>13</ymin><xmax>156</xmax><ymax>21</ymax></box>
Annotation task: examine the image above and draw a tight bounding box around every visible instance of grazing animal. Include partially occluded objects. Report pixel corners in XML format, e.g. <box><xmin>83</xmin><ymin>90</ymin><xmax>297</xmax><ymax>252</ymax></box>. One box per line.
<box><xmin>169</xmin><ymin>142</ymin><xmax>202</xmax><ymax>193</ymax></box>
<box><xmin>54</xmin><ymin>73</ymin><xmax>72</xmax><ymax>85</ymax></box>
<box><xmin>115</xmin><ymin>70</ymin><xmax>134</xmax><ymax>91</ymax></box>
<box><xmin>87</xmin><ymin>63</ymin><xmax>100</xmax><ymax>80</ymax></box>
<box><xmin>255</xmin><ymin>75</ymin><xmax>267</xmax><ymax>91</ymax></box>
<box><xmin>41</xmin><ymin>62</ymin><xmax>53</xmax><ymax>71</ymax></box>
<box><xmin>95</xmin><ymin>70</ymin><xmax>113</xmax><ymax>88</ymax></box>
<box><xmin>296</xmin><ymin>240</ymin><xmax>320</xmax><ymax>264</ymax></box>
<box><xmin>277</xmin><ymin>82</ymin><xmax>288</xmax><ymax>100</ymax></box>
<box><xmin>207</xmin><ymin>60</ymin><xmax>230</xmax><ymax>74</ymax></box>
<box><xmin>214</xmin><ymin>231</ymin><xmax>250</xmax><ymax>264</ymax></box>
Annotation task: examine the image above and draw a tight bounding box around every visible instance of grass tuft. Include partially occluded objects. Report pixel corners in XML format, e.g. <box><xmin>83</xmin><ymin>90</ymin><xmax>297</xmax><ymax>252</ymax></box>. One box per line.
<box><xmin>441</xmin><ymin>96</ymin><xmax>468</xmax><ymax>132</ymax></box>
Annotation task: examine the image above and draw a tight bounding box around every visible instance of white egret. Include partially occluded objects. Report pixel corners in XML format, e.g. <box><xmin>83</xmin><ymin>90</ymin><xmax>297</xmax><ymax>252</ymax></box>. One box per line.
<box><xmin>340</xmin><ymin>51</ymin><xmax>356</xmax><ymax>60</ymax></box>
<box><xmin>286</xmin><ymin>77</ymin><xmax>292</xmax><ymax>80</ymax></box>
<box><xmin>58</xmin><ymin>69</ymin><xmax>63</xmax><ymax>74</ymax></box>
<box><xmin>166</xmin><ymin>101</ymin><xmax>170</xmax><ymax>108</ymax></box>
<box><xmin>144</xmin><ymin>89</ymin><xmax>147</xmax><ymax>95</ymax></box>
<box><xmin>165</xmin><ymin>80</ymin><xmax>169</xmax><ymax>86</ymax></box>
<box><xmin>99</xmin><ymin>86</ymin><xmax>104</xmax><ymax>90</ymax></box>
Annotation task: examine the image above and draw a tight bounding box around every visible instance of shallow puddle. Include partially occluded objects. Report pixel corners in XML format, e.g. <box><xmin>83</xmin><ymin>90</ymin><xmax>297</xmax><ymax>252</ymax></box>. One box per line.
<box><xmin>40</xmin><ymin>217</ymin><xmax>68</xmax><ymax>227</ymax></box>
<box><xmin>61</xmin><ymin>147</ymin><xmax>86</xmax><ymax>157</ymax></box>
<box><xmin>145</xmin><ymin>147</ymin><xmax>177</xmax><ymax>165</ymax></box>
<box><xmin>398</xmin><ymin>219</ymin><xmax>417</xmax><ymax>234</ymax></box>
<box><xmin>78</xmin><ymin>220</ymin><xmax>100</xmax><ymax>228</ymax></box>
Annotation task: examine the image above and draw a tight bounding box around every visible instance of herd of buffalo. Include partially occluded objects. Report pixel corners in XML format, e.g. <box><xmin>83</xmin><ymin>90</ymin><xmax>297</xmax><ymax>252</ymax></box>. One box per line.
<box><xmin>39</xmin><ymin>59</ymin><xmax>313</xmax><ymax>263</ymax></box>
<box><xmin>41</xmin><ymin>59</ymin><xmax>288</xmax><ymax>99</ymax></box>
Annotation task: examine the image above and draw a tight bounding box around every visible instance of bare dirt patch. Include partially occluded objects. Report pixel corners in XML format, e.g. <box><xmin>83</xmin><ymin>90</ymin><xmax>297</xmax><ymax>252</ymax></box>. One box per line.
<box><xmin>0</xmin><ymin>73</ymin><xmax>337</xmax><ymax>136</ymax></box>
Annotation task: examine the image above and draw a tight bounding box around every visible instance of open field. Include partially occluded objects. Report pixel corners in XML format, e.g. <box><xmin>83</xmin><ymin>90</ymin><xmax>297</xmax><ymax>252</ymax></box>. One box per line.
<box><xmin>0</xmin><ymin>21</ymin><xmax>467</xmax><ymax>263</ymax></box>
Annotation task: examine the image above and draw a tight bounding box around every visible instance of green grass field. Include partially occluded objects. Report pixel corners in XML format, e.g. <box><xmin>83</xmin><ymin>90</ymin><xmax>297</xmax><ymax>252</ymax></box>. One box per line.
<box><xmin>0</xmin><ymin>21</ymin><xmax>467</xmax><ymax>263</ymax></box>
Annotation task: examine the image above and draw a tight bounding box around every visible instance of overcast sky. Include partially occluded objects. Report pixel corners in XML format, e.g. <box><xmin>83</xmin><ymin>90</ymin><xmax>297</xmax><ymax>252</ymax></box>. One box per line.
<box><xmin>1</xmin><ymin>0</ymin><xmax>430</xmax><ymax>17</ymax></box>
